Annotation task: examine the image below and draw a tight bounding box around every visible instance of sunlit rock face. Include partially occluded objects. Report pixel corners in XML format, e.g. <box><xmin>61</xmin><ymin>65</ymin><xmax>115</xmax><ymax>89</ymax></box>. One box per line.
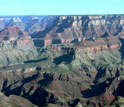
<box><xmin>1</xmin><ymin>15</ymin><xmax>124</xmax><ymax>46</ymax></box>
<box><xmin>1</xmin><ymin>15</ymin><xmax>124</xmax><ymax>107</ymax></box>
<box><xmin>28</xmin><ymin>15</ymin><xmax>124</xmax><ymax>46</ymax></box>
<box><xmin>0</xmin><ymin>26</ymin><xmax>37</xmax><ymax>66</ymax></box>
<box><xmin>0</xmin><ymin>16</ymin><xmax>57</xmax><ymax>34</ymax></box>
<box><xmin>77</xmin><ymin>36</ymin><xmax>122</xmax><ymax>53</ymax></box>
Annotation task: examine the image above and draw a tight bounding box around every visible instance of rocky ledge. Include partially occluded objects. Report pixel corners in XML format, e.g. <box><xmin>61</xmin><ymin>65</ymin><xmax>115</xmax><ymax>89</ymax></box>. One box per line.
<box><xmin>0</xmin><ymin>36</ymin><xmax>123</xmax><ymax>106</ymax></box>
<box><xmin>0</xmin><ymin>26</ymin><xmax>37</xmax><ymax>67</ymax></box>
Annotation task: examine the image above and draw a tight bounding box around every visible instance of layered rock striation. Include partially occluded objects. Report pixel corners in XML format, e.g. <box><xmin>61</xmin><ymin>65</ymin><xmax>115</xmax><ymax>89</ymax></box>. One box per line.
<box><xmin>0</xmin><ymin>26</ymin><xmax>37</xmax><ymax>67</ymax></box>
<box><xmin>1</xmin><ymin>15</ymin><xmax>124</xmax><ymax>46</ymax></box>
<box><xmin>0</xmin><ymin>15</ymin><xmax>124</xmax><ymax>107</ymax></box>
<box><xmin>30</xmin><ymin>15</ymin><xmax>124</xmax><ymax>46</ymax></box>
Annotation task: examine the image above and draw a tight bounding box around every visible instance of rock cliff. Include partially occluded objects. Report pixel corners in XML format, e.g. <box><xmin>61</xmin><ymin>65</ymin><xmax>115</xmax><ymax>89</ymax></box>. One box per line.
<box><xmin>0</xmin><ymin>36</ymin><xmax>123</xmax><ymax>106</ymax></box>
<box><xmin>1</xmin><ymin>15</ymin><xmax>124</xmax><ymax>46</ymax></box>
<box><xmin>0</xmin><ymin>26</ymin><xmax>37</xmax><ymax>67</ymax></box>
<box><xmin>0</xmin><ymin>92</ymin><xmax>38</xmax><ymax>107</ymax></box>
<box><xmin>30</xmin><ymin>15</ymin><xmax>124</xmax><ymax>46</ymax></box>
<box><xmin>0</xmin><ymin>15</ymin><xmax>124</xmax><ymax>107</ymax></box>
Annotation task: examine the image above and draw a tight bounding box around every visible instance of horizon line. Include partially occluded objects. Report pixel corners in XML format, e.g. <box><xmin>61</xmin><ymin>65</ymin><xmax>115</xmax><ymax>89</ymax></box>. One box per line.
<box><xmin>0</xmin><ymin>13</ymin><xmax>124</xmax><ymax>16</ymax></box>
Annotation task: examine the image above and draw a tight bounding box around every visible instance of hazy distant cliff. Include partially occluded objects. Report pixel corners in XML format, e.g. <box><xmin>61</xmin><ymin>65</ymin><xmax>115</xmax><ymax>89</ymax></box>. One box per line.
<box><xmin>29</xmin><ymin>15</ymin><xmax>124</xmax><ymax>46</ymax></box>
<box><xmin>31</xmin><ymin>15</ymin><xmax>124</xmax><ymax>39</ymax></box>
<box><xmin>1</xmin><ymin>15</ymin><xmax>124</xmax><ymax>40</ymax></box>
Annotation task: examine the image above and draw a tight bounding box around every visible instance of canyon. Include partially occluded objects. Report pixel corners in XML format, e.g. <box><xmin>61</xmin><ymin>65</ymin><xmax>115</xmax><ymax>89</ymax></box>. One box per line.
<box><xmin>1</xmin><ymin>15</ymin><xmax>124</xmax><ymax>46</ymax></box>
<box><xmin>0</xmin><ymin>15</ymin><xmax>124</xmax><ymax>107</ymax></box>
<box><xmin>0</xmin><ymin>26</ymin><xmax>37</xmax><ymax>67</ymax></box>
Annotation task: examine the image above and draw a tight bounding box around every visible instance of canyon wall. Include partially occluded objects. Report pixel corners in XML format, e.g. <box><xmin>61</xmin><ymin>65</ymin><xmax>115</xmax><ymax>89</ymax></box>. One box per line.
<box><xmin>1</xmin><ymin>15</ymin><xmax>124</xmax><ymax>46</ymax></box>
<box><xmin>0</xmin><ymin>26</ymin><xmax>37</xmax><ymax>67</ymax></box>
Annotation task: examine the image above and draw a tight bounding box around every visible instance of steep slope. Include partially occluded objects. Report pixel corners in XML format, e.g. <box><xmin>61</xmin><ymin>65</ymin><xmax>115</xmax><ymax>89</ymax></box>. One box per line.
<box><xmin>1</xmin><ymin>15</ymin><xmax>124</xmax><ymax>107</ymax></box>
<box><xmin>31</xmin><ymin>15</ymin><xmax>124</xmax><ymax>46</ymax></box>
<box><xmin>0</xmin><ymin>36</ymin><xmax>124</xmax><ymax>107</ymax></box>
<box><xmin>0</xmin><ymin>92</ymin><xmax>38</xmax><ymax>107</ymax></box>
<box><xmin>0</xmin><ymin>16</ymin><xmax>56</xmax><ymax>34</ymax></box>
<box><xmin>1</xmin><ymin>15</ymin><xmax>124</xmax><ymax>46</ymax></box>
<box><xmin>110</xmin><ymin>96</ymin><xmax>124</xmax><ymax>107</ymax></box>
<box><xmin>0</xmin><ymin>25</ymin><xmax>27</xmax><ymax>40</ymax></box>
<box><xmin>0</xmin><ymin>26</ymin><xmax>37</xmax><ymax>67</ymax></box>
<box><xmin>34</xmin><ymin>36</ymin><xmax>122</xmax><ymax>72</ymax></box>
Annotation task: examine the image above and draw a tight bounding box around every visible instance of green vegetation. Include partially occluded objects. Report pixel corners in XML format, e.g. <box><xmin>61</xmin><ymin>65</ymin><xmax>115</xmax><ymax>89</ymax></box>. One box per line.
<box><xmin>110</xmin><ymin>96</ymin><xmax>124</xmax><ymax>107</ymax></box>
<box><xmin>0</xmin><ymin>41</ymin><xmax>124</xmax><ymax>75</ymax></box>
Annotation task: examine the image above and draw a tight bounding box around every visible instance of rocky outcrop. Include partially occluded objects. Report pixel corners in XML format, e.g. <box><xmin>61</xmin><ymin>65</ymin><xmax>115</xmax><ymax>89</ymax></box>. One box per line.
<box><xmin>1</xmin><ymin>15</ymin><xmax>124</xmax><ymax>46</ymax></box>
<box><xmin>29</xmin><ymin>15</ymin><xmax>124</xmax><ymax>46</ymax></box>
<box><xmin>77</xmin><ymin>36</ymin><xmax>121</xmax><ymax>53</ymax></box>
<box><xmin>0</xmin><ymin>26</ymin><xmax>37</xmax><ymax>67</ymax></box>
<box><xmin>0</xmin><ymin>16</ymin><xmax>56</xmax><ymax>34</ymax></box>
<box><xmin>0</xmin><ymin>67</ymin><xmax>123</xmax><ymax>107</ymax></box>
<box><xmin>0</xmin><ymin>36</ymin><xmax>123</xmax><ymax>106</ymax></box>
<box><xmin>0</xmin><ymin>92</ymin><xmax>38</xmax><ymax>107</ymax></box>
<box><xmin>1</xmin><ymin>15</ymin><xmax>124</xmax><ymax>107</ymax></box>
<box><xmin>110</xmin><ymin>96</ymin><xmax>124</xmax><ymax>107</ymax></box>
<box><xmin>0</xmin><ymin>26</ymin><xmax>28</xmax><ymax>40</ymax></box>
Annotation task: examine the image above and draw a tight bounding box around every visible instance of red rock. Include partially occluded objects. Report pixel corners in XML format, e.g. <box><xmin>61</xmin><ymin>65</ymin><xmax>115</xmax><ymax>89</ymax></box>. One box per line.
<box><xmin>44</xmin><ymin>39</ymin><xmax>52</xmax><ymax>45</ymax></box>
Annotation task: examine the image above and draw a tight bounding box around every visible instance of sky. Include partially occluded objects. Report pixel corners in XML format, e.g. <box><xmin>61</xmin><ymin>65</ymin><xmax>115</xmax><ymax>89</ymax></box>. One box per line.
<box><xmin>0</xmin><ymin>0</ymin><xmax>124</xmax><ymax>15</ymax></box>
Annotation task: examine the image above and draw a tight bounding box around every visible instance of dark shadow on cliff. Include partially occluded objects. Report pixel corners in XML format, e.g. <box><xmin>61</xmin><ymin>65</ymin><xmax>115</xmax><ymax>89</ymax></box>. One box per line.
<box><xmin>30</xmin><ymin>17</ymin><xmax>59</xmax><ymax>38</ymax></box>
<box><xmin>71</xmin><ymin>39</ymin><xmax>78</xmax><ymax>43</ymax></box>
<box><xmin>24</xmin><ymin>73</ymin><xmax>53</xmax><ymax>107</ymax></box>
<box><xmin>28</xmin><ymin>87</ymin><xmax>49</xmax><ymax>107</ymax></box>
<box><xmin>52</xmin><ymin>39</ymin><xmax>61</xmax><ymax>44</ymax></box>
<box><xmin>82</xmin><ymin>78</ymin><xmax>114</xmax><ymax>98</ymax></box>
<box><xmin>56</xmin><ymin>17</ymin><xmax>73</xmax><ymax>33</ymax></box>
<box><xmin>38</xmin><ymin>73</ymin><xmax>53</xmax><ymax>86</ymax></box>
<box><xmin>93</xmin><ymin>68</ymin><xmax>106</xmax><ymax>84</ymax></box>
<box><xmin>119</xmin><ymin>38</ymin><xmax>124</xmax><ymax>59</ymax></box>
<box><xmin>113</xmin><ymin>80</ymin><xmax>124</xmax><ymax>97</ymax></box>
<box><xmin>101</xmin><ymin>32</ymin><xmax>109</xmax><ymax>38</ymax></box>
<box><xmin>1</xmin><ymin>79</ymin><xmax>8</xmax><ymax>92</ymax></box>
<box><xmin>27</xmin><ymin>73</ymin><xmax>53</xmax><ymax>106</ymax></box>
<box><xmin>33</xmin><ymin>40</ymin><xmax>44</xmax><ymax>47</ymax></box>
<box><xmin>53</xmin><ymin>48</ymin><xmax>75</xmax><ymax>65</ymax></box>
<box><xmin>24</xmin><ymin>57</ymin><xmax>47</xmax><ymax>64</ymax></box>
<box><xmin>22</xmin><ymin>86</ymin><xmax>34</xmax><ymax>98</ymax></box>
<box><xmin>1</xmin><ymin>73</ymin><xmax>39</xmax><ymax>96</ymax></box>
<box><xmin>68</xmin><ymin>98</ymin><xmax>80</xmax><ymax>107</ymax></box>
<box><xmin>81</xmin><ymin>16</ymin><xmax>91</xmax><ymax>39</ymax></box>
<box><xmin>1</xmin><ymin>72</ymin><xmax>54</xmax><ymax>107</ymax></box>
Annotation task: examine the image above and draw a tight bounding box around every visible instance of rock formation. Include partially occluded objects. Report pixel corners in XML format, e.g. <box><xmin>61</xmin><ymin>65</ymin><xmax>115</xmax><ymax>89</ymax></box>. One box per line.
<box><xmin>0</xmin><ymin>35</ymin><xmax>123</xmax><ymax>106</ymax></box>
<box><xmin>1</xmin><ymin>15</ymin><xmax>124</xmax><ymax>46</ymax></box>
<box><xmin>0</xmin><ymin>92</ymin><xmax>38</xmax><ymax>107</ymax></box>
<box><xmin>30</xmin><ymin>15</ymin><xmax>124</xmax><ymax>46</ymax></box>
<box><xmin>0</xmin><ymin>15</ymin><xmax>124</xmax><ymax>107</ymax></box>
<box><xmin>0</xmin><ymin>26</ymin><xmax>37</xmax><ymax>67</ymax></box>
<box><xmin>0</xmin><ymin>16</ymin><xmax>56</xmax><ymax>34</ymax></box>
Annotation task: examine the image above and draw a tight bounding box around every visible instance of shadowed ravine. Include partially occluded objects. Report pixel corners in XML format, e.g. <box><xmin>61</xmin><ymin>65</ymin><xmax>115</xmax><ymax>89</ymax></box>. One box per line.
<box><xmin>1</xmin><ymin>15</ymin><xmax>124</xmax><ymax>107</ymax></box>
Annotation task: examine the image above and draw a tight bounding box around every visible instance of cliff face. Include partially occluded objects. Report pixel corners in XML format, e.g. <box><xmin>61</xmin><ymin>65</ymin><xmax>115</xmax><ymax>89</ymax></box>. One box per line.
<box><xmin>0</xmin><ymin>16</ymin><xmax>56</xmax><ymax>34</ymax></box>
<box><xmin>29</xmin><ymin>15</ymin><xmax>124</xmax><ymax>46</ymax></box>
<box><xmin>77</xmin><ymin>36</ymin><xmax>121</xmax><ymax>53</ymax></box>
<box><xmin>0</xmin><ymin>26</ymin><xmax>37</xmax><ymax>66</ymax></box>
<box><xmin>0</xmin><ymin>25</ymin><xmax>30</xmax><ymax>40</ymax></box>
<box><xmin>0</xmin><ymin>36</ymin><xmax>123</xmax><ymax>107</ymax></box>
<box><xmin>1</xmin><ymin>15</ymin><xmax>124</xmax><ymax>107</ymax></box>
<box><xmin>0</xmin><ymin>65</ymin><xmax>123</xmax><ymax>107</ymax></box>
<box><xmin>0</xmin><ymin>92</ymin><xmax>37</xmax><ymax>107</ymax></box>
<box><xmin>0</xmin><ymin>70</ymin><xmax>112</xmax><ymax>106</ymax></box>
<box><xmin>1</xmin><ymin>15</ymin><xmax>124</xmax><ymax>46</ymax></box>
